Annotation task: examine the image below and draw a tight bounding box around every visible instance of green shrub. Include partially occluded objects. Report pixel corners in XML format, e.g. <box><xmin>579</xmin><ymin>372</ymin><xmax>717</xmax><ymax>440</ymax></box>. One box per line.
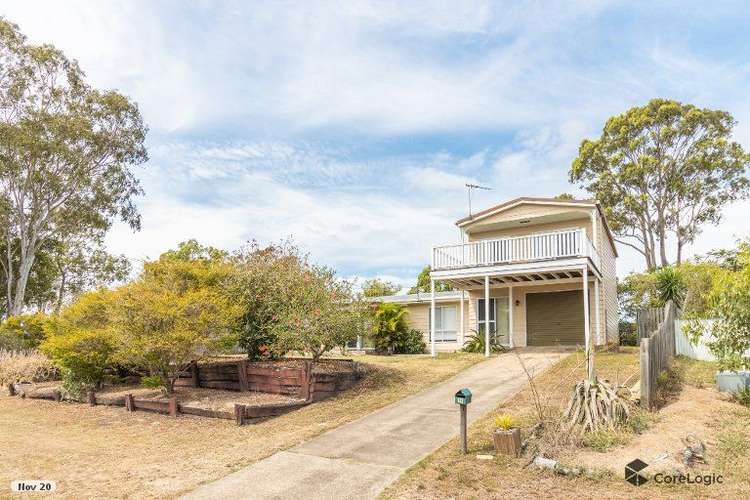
<box><xmin>369</xmin><ymin>302</ymin><xmax>409</xmax><ymax>353</ymax></box>
<box><xmin>393</xmin><ymin>329</ymin><xmax>426</xmax><ymax>354</ymax></box>
<box><xmin>41</xmin><ymin>327</ymin><xmax>116</xmax><ymax>396</ymax></box>
<box><xmin>618</xmin><ymin>321</ymin><xmax>637</xmax><ymax>346</ymax></box>
<box><xmin>462</xmin><ymin>329</ymin><xmax>506</xmax><ymax>354</ymax></box>
<box><xmin>732</xmin><ymin>387</ymin><xmax>750</xmax><ymax>407</ymax></box>
<box><xmin>140</xmin><ymin>375</ymin><xmax>163</xmax><ymax>389</ymax></box>
<box><xmin>494</xmin><ymin>414</ymin><xmax>516</xmax><ymax>430</ymax></box>
<box><xmin>0</xmin><ymin>313</ymin><xmax>50</xmax><ymax>351</ymax></box>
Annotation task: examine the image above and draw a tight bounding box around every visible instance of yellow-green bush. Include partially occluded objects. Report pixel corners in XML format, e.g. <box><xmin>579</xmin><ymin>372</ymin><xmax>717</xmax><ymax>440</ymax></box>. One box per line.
<box><xmin>0</xmin><ymin>313</ymin><xmax>50</xmax><ymax>351</ymax></box>
<box><xmin>41</xmin><ymin>289</ymin><xmax>117</xmax><ymax>394</ymax></box>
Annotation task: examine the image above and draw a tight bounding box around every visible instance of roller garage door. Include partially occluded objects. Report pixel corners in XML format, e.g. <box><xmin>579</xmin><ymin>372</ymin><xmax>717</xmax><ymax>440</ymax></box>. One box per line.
<box><xmin>526</xmin><ymin>290</ymin><xmax>585</xmax><ymax>346</ymax></box>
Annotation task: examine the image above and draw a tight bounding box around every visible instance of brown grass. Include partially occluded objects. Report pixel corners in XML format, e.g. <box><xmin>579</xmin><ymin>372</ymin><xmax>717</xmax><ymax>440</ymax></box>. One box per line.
<box><xmin>0</xmin><ymin>352</ymin><xmax>484</xmax><ymax>499</ymax></box>
<box><xmin>382</xmin><ymin>348</ymin><xmax>750</xmax><ymax>500</ymax></box>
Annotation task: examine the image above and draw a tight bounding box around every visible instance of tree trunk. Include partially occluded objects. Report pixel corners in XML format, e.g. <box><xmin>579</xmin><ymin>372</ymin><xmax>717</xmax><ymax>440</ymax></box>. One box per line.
<box><xmin>676</xmin><ymin>240</ymin><xmax>683</xmax><ymax>265</ymax></box>
<box><xmin>10</xmin><ymin>250</ymin><xmax>36</xmax><ymax>316</ymax></box>
<box><xmin>55</xmin><ymin>270</ymin><xmax>67</xmax><ymax>314</ymax></box>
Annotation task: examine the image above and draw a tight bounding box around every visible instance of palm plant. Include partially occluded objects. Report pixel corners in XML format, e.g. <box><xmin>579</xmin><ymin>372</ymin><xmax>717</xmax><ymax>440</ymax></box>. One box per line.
<box><xmin>654</xmin><ymin>266</ymin><xmax>686</xmax><ymax>308</ymax></box>
<box><xmin>462</xmin><ymin>329</ymin><xmax>506</xmax><ymax>354</ymax></box>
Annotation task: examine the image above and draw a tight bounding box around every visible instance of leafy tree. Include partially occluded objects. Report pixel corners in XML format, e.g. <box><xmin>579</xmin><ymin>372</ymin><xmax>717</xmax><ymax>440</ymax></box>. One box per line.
<box><xmin>554</xmin><ymin>193</ymin><xmax>576</xmax><ymax>200</ymax></box>
<box><xmin>229</xmin><ymin>240</ymin><xmax>307</xmax><ymax>360</ymax></box>
<box><xmin>271</xmin><ymin>263</ymin><xmax>364</xmax><ymax>361</ymax></box>
<box><xmin>570</xmin><ymin>98</ymin><xmax>750</xmax><ymax>270</ymax></box>
<box><xmin>111</xmin><ymin>255</ymin><xmax>240</xmax><ymax>393</ymax></box>
<box><xmin>49</xmin><ymin>231</ymin><xmax>130</xmax><ymax>313</ymax></box>
<box><xmin>361</xmin><ymin>278</ymin><xmax>401</xmax><ymax>297</ymax></box>
<box><xmin>0</xmin><ymin>18</ymin><xmax>148</xmax><ymax>315</ymax></box>
<box><xmin>687</xmin><ymin>247</ymin><xmax>750</xmax><ymax>371</ymax></box>
<box><xmin>408</xmin><ymin>266</ymin><xmax>453</xmax><ymax>294</ymax></box>
<box><xmin>0</xmin><ymin>312</ymin><xmax>49</xmax><ymax>350</ymax></box>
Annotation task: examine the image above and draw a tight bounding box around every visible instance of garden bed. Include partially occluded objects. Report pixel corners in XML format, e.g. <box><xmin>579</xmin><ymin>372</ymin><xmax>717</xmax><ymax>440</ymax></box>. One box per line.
<box><xmin>8</xmin><ymin>357</ymin><xmax>364</xmax><ymax>425</ymax></box>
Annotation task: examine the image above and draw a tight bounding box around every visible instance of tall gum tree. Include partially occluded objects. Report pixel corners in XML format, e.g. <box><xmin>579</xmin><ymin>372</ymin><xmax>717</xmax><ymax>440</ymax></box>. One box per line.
<box><xmin>0</xmin><ymin>18</ymin><xmax>147</xmax><ymax>315</ymax></box>
<box><xmin>570</xmin><ymin>99</ymin><xmax>750</xmax><ymax>270</ymax></box>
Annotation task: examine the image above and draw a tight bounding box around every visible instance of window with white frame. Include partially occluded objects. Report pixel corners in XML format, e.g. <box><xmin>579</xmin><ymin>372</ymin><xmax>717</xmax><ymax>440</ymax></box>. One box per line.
<box><xmin>429</xmin><ymin>305</ymin><xmax>458</xmax><ymax>342</ymax></box>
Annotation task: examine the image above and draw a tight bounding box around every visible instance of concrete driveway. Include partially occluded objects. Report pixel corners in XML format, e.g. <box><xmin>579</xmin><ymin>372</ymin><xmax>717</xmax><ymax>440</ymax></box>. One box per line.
<box><xmin>183</xmin><ymin>348</ymin><xmax>567</xmax><ymax>500</ymax></box>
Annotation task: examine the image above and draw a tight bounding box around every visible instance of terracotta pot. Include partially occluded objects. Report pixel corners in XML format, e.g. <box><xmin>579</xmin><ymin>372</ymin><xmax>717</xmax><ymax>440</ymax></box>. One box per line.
<box><xmin>493</xmin><ymin>427</ymin><xmax>522</xmax><ymax>457</ymax></box>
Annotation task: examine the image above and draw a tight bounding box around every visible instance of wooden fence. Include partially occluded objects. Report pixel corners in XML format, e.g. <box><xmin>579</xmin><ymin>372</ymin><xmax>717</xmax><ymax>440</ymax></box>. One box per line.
<box><xmin>639</xmin><ymin>301</ymin><xmax>676</xmax><ymax>409</ymax></box>
<box><xmin>636</xmin><ymin>306</ymin><xmax>665</xmax><ymax>345</ymax></box>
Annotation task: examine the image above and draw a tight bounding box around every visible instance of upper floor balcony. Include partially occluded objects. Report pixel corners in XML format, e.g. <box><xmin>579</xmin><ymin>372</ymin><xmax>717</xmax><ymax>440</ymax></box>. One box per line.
<box><xmin>431</xmin><ymin>228</ymin><xmax>601</xmax><ymax>273</ymax></box>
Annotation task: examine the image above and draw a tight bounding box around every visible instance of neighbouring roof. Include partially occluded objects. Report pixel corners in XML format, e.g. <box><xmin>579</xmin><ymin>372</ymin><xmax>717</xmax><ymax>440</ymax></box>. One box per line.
<box><xmin>368</xmin><ymin>290</ymin><xmax>464</xmax><ymax>305</ymax></box>
<box><xmin>455</xmin><ymin>196</ymin><xmax>618</xmax><ymax>257</ymax></box>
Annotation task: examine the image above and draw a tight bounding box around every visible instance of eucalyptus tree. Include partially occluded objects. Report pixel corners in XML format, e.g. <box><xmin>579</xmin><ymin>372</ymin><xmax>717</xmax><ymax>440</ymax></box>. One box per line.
<box><xmin>0</xmin><ymin>18</ymin><xmax>147</xmax><ymax>315</ymax></box>
<box><xmin>570</xmin><ymin>99</ymin><xmax>749</xmax><ymax>270</ymax></box>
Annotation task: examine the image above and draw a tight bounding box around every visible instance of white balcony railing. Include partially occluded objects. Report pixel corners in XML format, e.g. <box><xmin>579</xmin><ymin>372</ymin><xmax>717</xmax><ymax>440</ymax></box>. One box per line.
<box><xmin>432</xmin><ymin>228</ymin><xmax>601</xmax><ymax>272</ymax></box>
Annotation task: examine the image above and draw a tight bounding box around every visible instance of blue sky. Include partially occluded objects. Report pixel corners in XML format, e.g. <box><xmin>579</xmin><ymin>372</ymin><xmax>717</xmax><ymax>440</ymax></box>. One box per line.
<box><xmin>4</xmin><ymin>1</ymin><xmax>750</xmax><ymax>290</ymax></box>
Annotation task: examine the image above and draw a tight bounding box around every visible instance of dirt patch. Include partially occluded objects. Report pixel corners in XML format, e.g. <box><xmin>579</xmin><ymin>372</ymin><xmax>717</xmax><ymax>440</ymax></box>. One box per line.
<box><xmin>0</xmin><ymin>352</ymin><xmax>485</xmax><ymax>499</ymax></box>
<box><xmin>95</xmin><ymin>385</ymin><xmax>303</xmax><ymax>411</ymax></box>
<box><xmin>571</xmin><ymin>386</ymin><xmax>733</xmax><ymax>473</ymax></box>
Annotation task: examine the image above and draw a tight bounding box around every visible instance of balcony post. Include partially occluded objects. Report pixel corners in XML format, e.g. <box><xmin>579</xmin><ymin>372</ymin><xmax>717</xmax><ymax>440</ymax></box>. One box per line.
<box><xmin>459</xmin><ymin>290</ymin><xmax>465</xmax><ymax>346</ymax></box>
<box><xmin>430</xmin><ymin>279</ymin><xmax>436</xmax><ymax>358</ymax></box>
<box><xmin>484</xmin><ymin>275</ymin><xmax>490</xmax><ymax>357</ymax></box>
<box><xmin>583</xmin><ymin>266</ymin><xmax>594</xmax><ymax>382</ymax></box>
<box><xmin>508</xmin><ymin>286</ymin><xmax>514</xmax><ymax>349</ymax></box>
<box><xmin>595</xmin><ymin>277</ymin><xmax>601</xmax><ymax>346</ymax></box>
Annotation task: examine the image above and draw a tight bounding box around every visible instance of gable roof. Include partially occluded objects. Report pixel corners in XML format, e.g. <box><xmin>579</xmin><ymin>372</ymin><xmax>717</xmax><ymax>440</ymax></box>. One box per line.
<box><xmin>455</xmin><ymin>197</ymin><xmax>618</xmax><ymax>257</ymax></box>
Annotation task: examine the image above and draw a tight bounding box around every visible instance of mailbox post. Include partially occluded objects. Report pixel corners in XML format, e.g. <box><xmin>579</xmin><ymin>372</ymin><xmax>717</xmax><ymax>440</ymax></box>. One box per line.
<box><xmin>454</xmin><ymin>388</ymin><xmax>472</xmax><ymax>454</ymax></box>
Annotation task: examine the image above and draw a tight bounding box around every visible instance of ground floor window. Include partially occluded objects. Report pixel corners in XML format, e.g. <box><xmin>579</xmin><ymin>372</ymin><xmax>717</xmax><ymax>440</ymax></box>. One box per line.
<box><xmin>429</xmin><ymin>305</ymin><xmax>458</xmax><ymax>342</ymax></box>
<box><xmin>477</xmin><ymin>297</ymin><xmax>510</xmax><ymax>345</ymax></box>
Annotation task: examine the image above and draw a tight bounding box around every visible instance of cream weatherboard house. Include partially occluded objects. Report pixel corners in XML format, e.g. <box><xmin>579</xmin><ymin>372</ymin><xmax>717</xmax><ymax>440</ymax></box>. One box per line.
<box><xmin>374</xmin><ymin>197</ymin><xmax>618</xmax><ymax>356</ymax></box>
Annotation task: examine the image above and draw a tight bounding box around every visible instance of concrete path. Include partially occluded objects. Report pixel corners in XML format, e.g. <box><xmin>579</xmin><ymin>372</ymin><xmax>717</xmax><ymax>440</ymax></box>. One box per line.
<box><xmin>183</xmin><ymin>349</ymin><xmax>567</xmax><ymax>500</ymax></box>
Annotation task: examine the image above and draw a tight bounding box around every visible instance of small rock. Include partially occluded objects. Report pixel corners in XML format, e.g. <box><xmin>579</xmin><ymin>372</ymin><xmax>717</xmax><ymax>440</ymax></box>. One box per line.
<box><xmin>476</xmin><ymin>454</ymin><xmax>494</xmax><ymax>460</ymax></box>
<box><xmin>533</xmin><ymin>456</ymin><xmax>558</xmax><ymax>470</ymax></box>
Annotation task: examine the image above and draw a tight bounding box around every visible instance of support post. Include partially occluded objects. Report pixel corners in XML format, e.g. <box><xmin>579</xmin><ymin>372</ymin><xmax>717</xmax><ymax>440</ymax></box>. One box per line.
<box><xmin>583</xmin><ymin>267</ymin><xmax>593</xmax><ymax>381</ymax></box>
<box><xmin>484</xmin><ymin>275</ymin><xmax>490</xmax><ymax>357</ymax></box>
<box><xmin>237</xmin><ymin>359</ymin><xmax>249</xmax><ymax>392</ymax></box>
<box><xmin>508</xmin><ymin>286</ymin><xmax>514</xmax><ymax>349</ymax></box>
<box><xmin>459</xmin><ymin>404</ymin><xmax>468</xmax><ymax>454</ymax></box>
<box><xmin>234</xmin><ymin>403</ymin><xmax>246</xmax><ymax>426</ymax></box>
<box><xmin>459</xmin><ymin>290</ymin><xmax>464</xmax><ymax>346</ymax></box>
<box><xmin>168</xmin><ymin>397</ymin><xmax>179</xmax><ymax>417</ymax></box>
<box><xmin>594</xmin><ymin>278</ymin><xmax>601</xmax><ymax>347</ymax></box>
<box><xmin>190</xmin><ymin>360</ymin><xmax>199</xmax><ymax>388</ymax></box>
<box><xmin>125</xmin><ymin>394</ymin><xmax>135</xmax><ymax>412</ymax></box>
<box><xmin>430</xmin><ymin>279</ymin><xmax>436</xmax><ymax>358</ymax></box>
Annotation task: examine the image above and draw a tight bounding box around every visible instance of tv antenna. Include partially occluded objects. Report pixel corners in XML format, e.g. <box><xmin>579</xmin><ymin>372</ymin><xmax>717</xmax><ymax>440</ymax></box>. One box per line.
<box><xmin>465</xmin><ymin>183</ymin><xmax>492</xmax><ymax>217</ymax></box>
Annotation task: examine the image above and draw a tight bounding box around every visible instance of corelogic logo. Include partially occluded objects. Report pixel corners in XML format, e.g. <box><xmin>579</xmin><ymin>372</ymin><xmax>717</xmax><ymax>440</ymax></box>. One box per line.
<box><xmin>625</xmin><ymin>459</ymin><xmax>649</xmax><ymax>486</ymax></box>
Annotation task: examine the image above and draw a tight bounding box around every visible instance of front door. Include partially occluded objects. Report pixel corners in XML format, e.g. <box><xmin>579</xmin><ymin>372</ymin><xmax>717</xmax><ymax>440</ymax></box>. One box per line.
<box><xmin>478</xmin><ymin>297</ymin><xmax>510</xmax><ymax>346</ymax></box>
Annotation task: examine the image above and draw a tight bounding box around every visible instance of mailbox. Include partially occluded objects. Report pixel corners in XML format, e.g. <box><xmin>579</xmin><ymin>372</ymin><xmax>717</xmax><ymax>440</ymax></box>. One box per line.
<box><xmin>454</xmin><ymin>388</ymin><xmax>472</xmax><ymax>405</ymax></box>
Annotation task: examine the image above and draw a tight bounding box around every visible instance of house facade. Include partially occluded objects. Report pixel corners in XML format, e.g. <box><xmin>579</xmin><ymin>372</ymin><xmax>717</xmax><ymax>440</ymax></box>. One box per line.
<box><xmin>373</xmin><ymin>197</ymin><xmax>618</xmax><ymax>355</ymax></box>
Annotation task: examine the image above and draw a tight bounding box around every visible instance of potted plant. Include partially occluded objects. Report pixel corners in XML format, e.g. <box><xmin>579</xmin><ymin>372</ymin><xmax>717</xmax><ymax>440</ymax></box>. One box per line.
<box><xmin>493</xmin><ymin>414</ymin><xmax>521</xmax><ymax>457</ymax></box>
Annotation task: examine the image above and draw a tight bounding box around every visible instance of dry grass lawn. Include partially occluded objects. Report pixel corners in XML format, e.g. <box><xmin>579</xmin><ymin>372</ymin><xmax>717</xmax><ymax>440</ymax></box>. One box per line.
<box><xmin>382</xmin><ymin>349</ymin><xmax>750</xmax><ymax>500</ymax></box>
<box><xmin>0</xmin><ymin>352</ymin><xmax>484</xmax><ymax>499</ymax></box>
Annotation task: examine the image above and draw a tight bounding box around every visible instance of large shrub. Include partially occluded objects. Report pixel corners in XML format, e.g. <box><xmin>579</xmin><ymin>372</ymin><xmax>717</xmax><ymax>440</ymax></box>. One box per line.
<box><xmin>111</xmin><ymin>254</ymin><xmax>241</xmax><ymax>393</ymax></box>
<box><xmin>41</xmin><ymin>289</ymin><xmax>117</xmax><ymax>394</ymax></box>
<box><xmin>688</xmin><ymin>248</ymin><xmax>750</xmax><ymax>371</ymax></box>
<box><xmin>271</xmin><ymin>264</ymin><xmax>365</xmax><ymax>361</ymax></box>
<box><xmin>0</xmin><ymin>313</ymin><xmax>49</xmax><ymax>351</ymax></box>
<box><xmin>0</xmin><ymin>350</ymin><xmax>55</xmax><ymax>386</ymax></box>
<box><xmin>393</xmin><ymin>329</ymin><xmax>426</xmax><ymax>354</ymax></box>
<box><xmin>369</xmin><ymin>303</ymin><xmax>409</xmax><ymax>353</ymax></box>
<box><xmin>229</xmin><ymin>241</ymin><xmax>307</xmax><ymax>360</ymax></box>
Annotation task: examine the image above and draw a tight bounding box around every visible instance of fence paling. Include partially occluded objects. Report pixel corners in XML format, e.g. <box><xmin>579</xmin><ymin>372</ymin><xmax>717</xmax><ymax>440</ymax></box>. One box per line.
<box><xmin>639</xmin><ymin>301</ymin><xmax>676</xmax><ymax>409</ymax></box>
